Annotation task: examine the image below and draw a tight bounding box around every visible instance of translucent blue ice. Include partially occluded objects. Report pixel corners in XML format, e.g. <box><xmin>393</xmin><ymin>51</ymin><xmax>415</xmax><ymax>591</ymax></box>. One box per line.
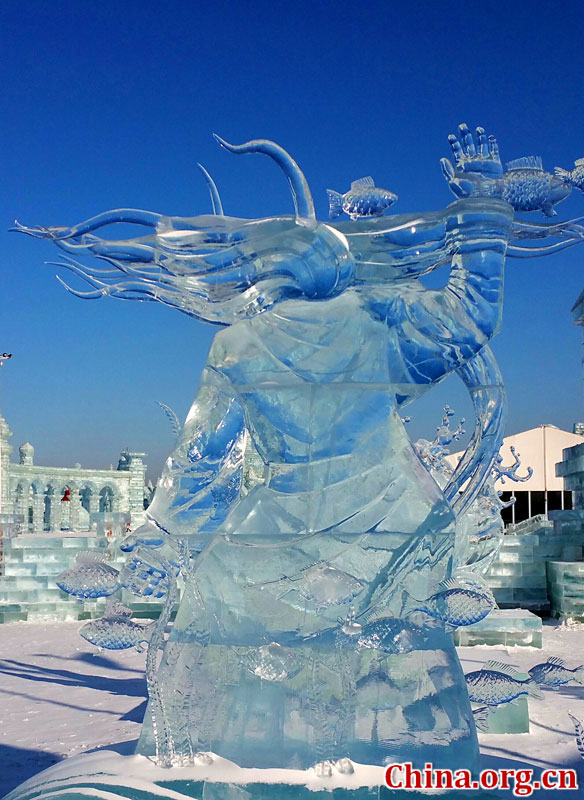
<box><xmin>56</xmin><ymin>551</ymin><xmax>119</xmax><ymax>599</ymax></box>
<box><xmin>14</xmin><ymin>123</ymin><xmax>584</xmax><ymax>778</ymax></box>
<box><xmin>465</xmin><ymin>661</ymin><xmax>543</xmax><ymax>706</ymax></box>
<box><xmin>80</xmin><ymin>603</ymin><xmax>153</xmax><ymax>651</ymax></box>
<box><xmin>528</xmin><ymin>657</ymin><xmax>584</xmax><ymax>687</ymax></box>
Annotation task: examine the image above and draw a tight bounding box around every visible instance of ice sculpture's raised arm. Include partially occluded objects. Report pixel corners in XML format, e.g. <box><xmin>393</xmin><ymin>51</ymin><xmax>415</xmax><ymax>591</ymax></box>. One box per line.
<box><xmin>146</xmin><ymin>362</ymin><xmax>245</xmax><ymax>545</ymax></box>
<box><xmin>392</xmin><ymin>194</ymin><xmax>513</xmax><ymax>386</ymax></box>
<box><xmin>353</xmin><ymin>127</ymin><xmax>514</xmax><ymax>396</ymax></box>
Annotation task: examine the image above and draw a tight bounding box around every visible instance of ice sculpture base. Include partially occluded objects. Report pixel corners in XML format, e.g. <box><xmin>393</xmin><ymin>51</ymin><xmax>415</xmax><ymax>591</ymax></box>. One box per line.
<box><xmin>1</xmin><ymin>750</ymin><xmax>501</xmax><ymax>800</ymax></box>
<box><xmin>137</xmin><ymin>631</ymin><xmax>479</xmax><ymax>772</ymax></box>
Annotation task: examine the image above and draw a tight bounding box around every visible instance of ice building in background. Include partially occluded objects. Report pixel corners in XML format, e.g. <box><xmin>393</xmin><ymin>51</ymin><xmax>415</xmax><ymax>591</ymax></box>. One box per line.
<box><xmin>0</xmin><ymin>407</ymin><xmax>153</xmax><ymax>532</ymax></box>
<box><xmin>448</xmin><ymin>425</ymin><xmax>584</xmax><ymax>527</ymax></box>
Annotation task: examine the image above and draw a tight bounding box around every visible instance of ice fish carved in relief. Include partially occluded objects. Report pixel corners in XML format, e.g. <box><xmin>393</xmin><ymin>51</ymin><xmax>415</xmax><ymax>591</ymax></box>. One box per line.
<box><xmin>402</xmin><ymin>578</ymin><xmax>494</xmax><ymax>629</ymax></box>
<box><xmin>453</xmin><ymin>572</ymin><xmax>498</xmax><ymax>608</ymax></box>
<box><xmin>242</xmin><ymin>642</ymin><xmax>304</xmax><ymax>682</ymax></box>
<box><xmin>327</xmin><ymin>176</ymin><xmax>398</xmax><ymax>220</ymax></box>
<box><xmin>528</xmin><ymin>656</ymin><xmax>584</xmax><ymax>688</ymax></box>
<box><xmin>80</xmin><ymin>603</ymin><xmax>153</xmax><ymax>652</ymax></box>
<box><xmin>498</xmin><ymin>156</ymin><xmax>571</xmax><ymax>217</ymax></box>
<box><xmin>268</xmin><ymin>564</ymin><xmax>365</xmax><ymax>610</ymax></box>
<box><xmin>555</xmin><ymin>158</ymin><xmax>584</xmax><ymax>194</ymax></box>
<box><xmin>465</xmin><ymin>661</ymin><xmax>543</xmax><ymax>706</ymax></box>
<box><xmin>56</xmin><ymin>550</ymin><xmax>119</xmax><ymax>599</ymax></box>
<box><xmin>354</xmin><ymin>617</ymin><xmax>420</xmax><ymax>655</ymax></box>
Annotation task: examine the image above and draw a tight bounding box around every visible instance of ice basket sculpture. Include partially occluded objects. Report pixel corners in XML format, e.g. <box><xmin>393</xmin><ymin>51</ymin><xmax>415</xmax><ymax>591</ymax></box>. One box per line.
<box><xmin>6</xmin><ymin>124</ymin><xmax>584</xmax><ymax>799</ymax></box>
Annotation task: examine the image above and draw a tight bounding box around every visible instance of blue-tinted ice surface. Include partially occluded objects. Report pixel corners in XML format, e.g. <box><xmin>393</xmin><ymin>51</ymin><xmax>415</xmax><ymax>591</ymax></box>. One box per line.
<box><xmin>15</xmin><ymin>124</ymin><xmax>584</xmax><ymax>775</ymax></box>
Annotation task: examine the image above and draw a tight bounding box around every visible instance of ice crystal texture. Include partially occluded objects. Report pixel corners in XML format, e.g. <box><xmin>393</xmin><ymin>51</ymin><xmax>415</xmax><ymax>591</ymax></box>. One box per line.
<box><xmin>56</xmin><ymin>551</ymin><xmax>119</xmax><ymax>599</ymax></box>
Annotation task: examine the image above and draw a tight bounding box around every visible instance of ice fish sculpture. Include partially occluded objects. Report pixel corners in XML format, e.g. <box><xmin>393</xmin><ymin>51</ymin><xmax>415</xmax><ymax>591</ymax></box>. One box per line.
<box><xmin>56</xmin><ymin>551</ymin><xmax>119</xmax><ymax>599</ymax></box>
<box><xmin>453</xmin><ymin>572</ymin><xmax>497</xmax><ymax>608</ymax></box>
<box><xmin>264</xmin><ymin>564</ymin><xmax>365</xmax><ymax>611</ymax></box>
<box><xmin>80</xmin><ymin>603</ymin><xmax>153</xmax><ymax>652</ymax></box>
<box><xmin>497</xmin><ymin>157</ymin><xmax>571</xmax><ymax>217</ymax></box>
<box><xmin>352</xmin><ymin>617</ymin><xmax>420</xmax><ymax>655</ymax></box>
<box><xmin>568</xmin><ymin>712</ymin><xmax>584</xmax><ymax>761</ymax></box>
<box><xmin>242</xmin><ymin>642</ymin><xmax>304</xmax><ymax>682</ymax></box>
<box><xmin>465</xmin><ymin>661</ymin><xmax>543</xmax><ymax>706</ymax></box>
<box><xmin>327</xmin><ymin>176</ymin><xmax>397</xmax><ymax>220</ymax></box>
<box><xmin>402</xmin><ymin>578</ymin><xmax>494</xmax><ymax>629</ymax></box>
<box><xmin>555</xmin><ymin>159</ymin><xmax>584</xmax><ymax>193</ymax></box>
<box><xmin>528</xmin><ymin>656</ymin><xmax>584</xmax><ymax>688</ymax></box>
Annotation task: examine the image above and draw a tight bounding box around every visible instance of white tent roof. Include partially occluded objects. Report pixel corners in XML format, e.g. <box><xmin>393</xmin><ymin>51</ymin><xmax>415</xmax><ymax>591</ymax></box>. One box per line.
<box><xmin>447</xmin><ymin>425</ymin><xmax>584</xmax><ymax>492</ymax></box>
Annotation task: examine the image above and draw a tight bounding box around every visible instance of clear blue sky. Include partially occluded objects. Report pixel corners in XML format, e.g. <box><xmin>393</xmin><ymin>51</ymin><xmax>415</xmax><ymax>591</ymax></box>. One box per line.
<box><xmin>2</xmin><ymin>0</ymin><xmax>584</xmax><ymax>479</ymax></box>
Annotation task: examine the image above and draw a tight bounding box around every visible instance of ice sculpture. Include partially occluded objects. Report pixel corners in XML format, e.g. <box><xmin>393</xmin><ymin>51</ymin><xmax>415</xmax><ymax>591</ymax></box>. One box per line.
<box><xmin>568</xmin><ymin>712</ymin><xmax>584</xmax><ymax>761</ymax></box>
<box><xmin>465</xmin><ymin>661</ymin><xmax>543</xmax><ymax>706</ymax></box>
<box><xmin>56</xmin><ymin>550</ymin><xmax>119</xmax><ymax>598</ymax></box>
<box><xmin>528</xmin><ymin>657</ymin><xmax>584</xmax><ymax>687</ymax></box>
<box><xmin>79</xmin><ymin>602</ymin><xmax>154</xmax><ymax>651</ymax></box>
<box><xmin>9</xmin><ymin>124</ymin><xmax>584</xmax><ymax>797</ymax></box>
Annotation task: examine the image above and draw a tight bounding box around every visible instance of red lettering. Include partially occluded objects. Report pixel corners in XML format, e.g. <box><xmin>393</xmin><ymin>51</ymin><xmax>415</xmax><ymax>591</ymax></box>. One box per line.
<box><xmin>433</xmin><ymin>769</ymin><xmax>454</xmax><ymax>790</ymax></box>
<box><xmin>454</xmin><ymin>769</ymin><xmax>473</xmax><ymax>789</ymax></box>
<box><xmin>423</xmin><ymin>763</ymin><xmax>433</xmax><ymax>789</ymax></box>
<box><xmin>558</xmin><ymin>770</ymin><xmax>577</xmax><ymax>790</ymax></box>
<box><xmin>499</xmin><ymin>768</ymin><xmax>513</xmax><ymax>790</ymax></box>
<box><xmin>385</xmin><ymin>764</ymin><xmax>403</xmax><ymax>789</ymax></box>
<box><xmin>481</xmin><ymin>769</ymin><xmax>498</xmax><ymax>789</ymax></box>
<box><xmin>513</xmin><ymin>770</ymin><xmax>533</xmax><ymax>797</ymax></box>
<box><xmin>541</xmin><ymin>770</ymin><xmax>557</xmax><ymax>790</ymax></box>
<box><xmin>404</xmin><ymin>762</ymin><xmax>423</xmax><ymax>789</ymax></box>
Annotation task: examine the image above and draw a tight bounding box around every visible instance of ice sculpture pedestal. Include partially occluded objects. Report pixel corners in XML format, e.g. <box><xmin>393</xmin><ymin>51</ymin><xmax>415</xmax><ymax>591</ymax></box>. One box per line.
<box><xmin>1</xmin><ymin>750</ymin><xmax>501</xmax><ymax>800</ymax></box>
<box><xmin>478</xmin><ymin>693</ymin><xmax>530</xmax><ymax>735</ymax></box>
<box><xmin>453</xmin><ymin>609</ymin><xmax>543</xmax><ymax>648</ymax></box>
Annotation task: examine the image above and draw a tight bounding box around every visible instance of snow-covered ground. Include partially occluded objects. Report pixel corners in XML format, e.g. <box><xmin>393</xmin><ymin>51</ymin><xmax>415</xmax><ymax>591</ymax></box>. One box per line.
<box><xmin>0</xmin><ymin>621</ymin><xmax>145</xmax><ymax>796</ymax></box>
<box><xmin>0</xmin><ymin>620</ymin><xmax>583</xmax><ymax>797</ymax></box>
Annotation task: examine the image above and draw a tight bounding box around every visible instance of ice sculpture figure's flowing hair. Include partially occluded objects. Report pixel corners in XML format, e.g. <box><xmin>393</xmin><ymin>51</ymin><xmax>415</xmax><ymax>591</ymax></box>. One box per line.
<box><xmin>16</xmin><ymin>136</ymin><xmax>357</xmax><ymax>326</ymax></box>
<box><xmin>13</xmin><ymin>135</ymin><xmax>584</xmax><ymax>512</ymax></box>
<box><xmin>44</xmin><ymin>215</ymin><xmax>356</xmax><ymax>326</ymax></box>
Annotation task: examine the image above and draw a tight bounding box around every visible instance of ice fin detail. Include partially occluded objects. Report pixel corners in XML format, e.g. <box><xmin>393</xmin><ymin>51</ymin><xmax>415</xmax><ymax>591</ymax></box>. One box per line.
<box><xmin>473</xmin><ymin>706</ymin><xmax>490</xmax><ymax>733</ymax></box>
<box><xmin>76</xmin><ymin>550</ymin><xmax>106</xmax><ymax>563</ymax></box>
<box><xmin>327</xmin><ymin>189</ymin><xmax>344</xmax><ymax>219</ymax></box>
<box><xmin>482</xmin><ymin>660</ymin><xmax>518</xmax><ymax>675</ymax></box>
<box><xmin>568</xmin><ymin>712</ymin><xmax>584</xmax><ymax>760</ymax></box>
<box><xmin>156</xmin><ymin>401</ymin><xmax>182</xmax><ymax>439</ymax></box>
<box><xmin>506</xmin><ymin>156</ymin><xmax>543</xmax><ymax>171</ymax></box>
<box><xmin>106</xmin><ymin>602</ymin><xmax>133</xmax><ymax>618</ymax></box>
<box><xmin>527</xmin><ymin>681</ymin><xmax>544</xmax><ymax>700</ymax></box>
<box><xmin>351</xmin><ymin>176</ymin><xmax>375</xmax><ymax>189</ymax></box>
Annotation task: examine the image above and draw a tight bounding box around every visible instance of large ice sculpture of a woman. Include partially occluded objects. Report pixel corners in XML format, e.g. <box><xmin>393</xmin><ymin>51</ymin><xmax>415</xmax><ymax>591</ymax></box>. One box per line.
<box><xmin>16</xmin><ymin>125</ymin><xmax>582</xmax><ymax>774</ymax></box>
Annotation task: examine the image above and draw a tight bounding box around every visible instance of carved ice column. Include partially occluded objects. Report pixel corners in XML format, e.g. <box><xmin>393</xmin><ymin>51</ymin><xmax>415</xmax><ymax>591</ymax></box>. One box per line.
<box><xmin>116</xmin><ymin>450</ymin><xmax>147</xmax><ymax>526</ymax></box>
<box><xmin>14</xmin><ymin>484</ymin><xmax>28</xmax><ymax>522</ymax></box>
<box><xmin>0</xmin><ymin>412</ymin><xmax>13</xmax><ymax>514</ymax></box>
<box><xmin>89</xmin><ymin>492</ymin><xmax>99</xmax><ymax>515</ymax></box>
<box><xmin>48</xmin><ymin>491</ymin><xmax>61</xmax><ymax>532</ymax></box>
<box><xmin>69</xmin><ymin>487</ymin><xmax>81</xmax><ymax>531</ymax></box>
<box><xmin>32</xmin><ymin>487</ymin><xmax>45</xmax><ymax>532</ymax></box>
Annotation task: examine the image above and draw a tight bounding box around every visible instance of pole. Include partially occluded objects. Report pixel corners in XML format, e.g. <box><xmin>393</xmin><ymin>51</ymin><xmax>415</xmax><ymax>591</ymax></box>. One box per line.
<box><xmin>0</xmin><ymin>352</ymin><xmax>13</xmax><ymax>516</ymax></box>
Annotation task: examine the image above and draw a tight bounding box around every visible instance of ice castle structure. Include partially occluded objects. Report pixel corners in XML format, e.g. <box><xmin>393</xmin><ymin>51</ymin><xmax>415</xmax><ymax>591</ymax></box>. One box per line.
<box><xmin>5</xmin><ymin>124</ymin><xmax>584</xmax><ymax>799</ymax></box>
